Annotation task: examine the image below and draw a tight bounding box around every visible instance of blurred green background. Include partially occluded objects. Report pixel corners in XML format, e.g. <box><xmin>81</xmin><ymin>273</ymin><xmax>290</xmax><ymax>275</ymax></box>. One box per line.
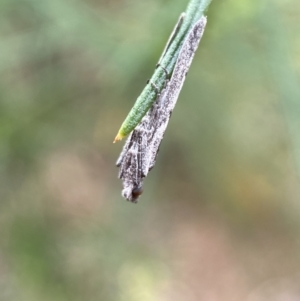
<box><xmin>1</xmin><ymin>0</ymin><xmax>300</xmax><ymax>300</ymax></box>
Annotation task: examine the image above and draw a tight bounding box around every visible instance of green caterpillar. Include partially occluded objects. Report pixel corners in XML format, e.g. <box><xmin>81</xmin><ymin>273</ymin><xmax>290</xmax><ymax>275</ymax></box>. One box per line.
<box><xmin>114</xmin><ymin>0</ymin><xmax>212</xmax><ymax>142</ymax></box>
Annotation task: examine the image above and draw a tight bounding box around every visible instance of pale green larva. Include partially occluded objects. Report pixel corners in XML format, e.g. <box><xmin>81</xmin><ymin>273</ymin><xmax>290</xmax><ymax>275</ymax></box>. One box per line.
<box><xmin>114</xmin><ymin>0</ymin><xmax>212</xmax><ymax>142</ymax></box>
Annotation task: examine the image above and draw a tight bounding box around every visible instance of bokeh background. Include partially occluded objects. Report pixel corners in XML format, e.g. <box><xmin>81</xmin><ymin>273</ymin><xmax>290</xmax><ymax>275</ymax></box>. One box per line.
<box><xmin>1</xmin><ymin>0</ymin><xmax>300</xmax><ymax>300</ymax></box>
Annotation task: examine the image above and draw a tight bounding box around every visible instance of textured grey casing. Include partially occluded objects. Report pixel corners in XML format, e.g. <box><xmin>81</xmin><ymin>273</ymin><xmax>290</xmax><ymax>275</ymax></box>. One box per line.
<box><xmin>116</xmin><ymin>16</ymin><xmax>207</xmax><ymax>202</ymax></box>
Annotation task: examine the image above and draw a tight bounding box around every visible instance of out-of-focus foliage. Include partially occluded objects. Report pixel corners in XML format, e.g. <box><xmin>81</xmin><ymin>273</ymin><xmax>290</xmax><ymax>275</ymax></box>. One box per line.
<box><xmin>1</xmin><ymin>0</ymin><xmax>300</xmax><ymax>300</ymax></box>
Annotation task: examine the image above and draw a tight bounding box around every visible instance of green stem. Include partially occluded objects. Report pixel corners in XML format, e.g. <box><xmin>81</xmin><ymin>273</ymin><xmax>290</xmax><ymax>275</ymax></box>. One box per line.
<box><xmin>115</xmin><ymin>0</ymin><xmax>212</xmax><ymax>141</ymax></box>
